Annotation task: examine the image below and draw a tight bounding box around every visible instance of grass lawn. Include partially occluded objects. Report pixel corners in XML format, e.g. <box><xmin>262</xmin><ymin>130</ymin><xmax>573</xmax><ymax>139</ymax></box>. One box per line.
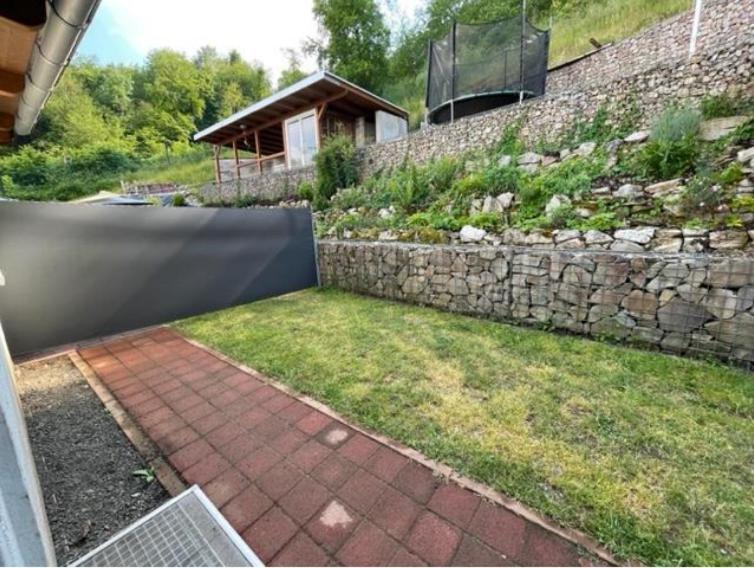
<box><xmin>176</xmin><ymin>288</ymin><xmax>754</xmax><ymax>566</ymax></box>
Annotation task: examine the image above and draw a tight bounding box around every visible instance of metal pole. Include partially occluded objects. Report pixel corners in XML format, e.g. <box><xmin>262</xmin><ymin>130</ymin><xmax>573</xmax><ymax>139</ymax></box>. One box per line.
<box><xmin>450</xmin><ymin>21</ymin><xmax>456</xmax><ymax>123</ymax></box>
<box><xmin>688</xmin><ymin>0</ymin><xmax>703</xmax><ymax>58</ymax></box>
<box><xmin>519</xmin><ymin>0</ymin><xmax>526</xmax><ymax>104</ymax></box>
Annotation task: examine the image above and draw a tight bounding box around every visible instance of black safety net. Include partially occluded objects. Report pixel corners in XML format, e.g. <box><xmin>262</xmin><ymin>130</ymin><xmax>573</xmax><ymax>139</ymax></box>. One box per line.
<box><xmin>426</xmin><ymin>16</ymin><xmax>549</xmax><ymax>124</ymax></box>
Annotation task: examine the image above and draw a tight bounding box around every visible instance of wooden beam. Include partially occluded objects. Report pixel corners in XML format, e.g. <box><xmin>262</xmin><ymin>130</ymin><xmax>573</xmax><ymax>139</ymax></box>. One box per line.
<box><xmin>254</xmin><ymin>130</ymin><xmax>262</xmax><ymax>174</ymax></box>
<box><xmin>232</xmin><ymin>139</ymin><xmax>241</xmax><ymax>180</ymax></box>
<box><xmin>213</xmin><ymin>145</ymin><xmax>221</xmax><ymax>184</ymax></box>
<box><xmin>0</xmin><ymin>112</ymin><xmax>14</xmax><ymax>131</ymax></box>
<box><xmin>218</xmin><ymin>89</ymin><xmax>350</xmax><ymax>147</ymax></box>
<box><xmin>0</xmin><ymin>69</ymin><xmax>24</xmax><ymax>97</ymax></box>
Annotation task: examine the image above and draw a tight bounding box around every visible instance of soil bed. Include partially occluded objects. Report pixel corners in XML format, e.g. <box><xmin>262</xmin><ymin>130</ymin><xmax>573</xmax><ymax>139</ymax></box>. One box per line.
<box><xmin>15</xmin><ymin>355</ymin><xmax>168</xmax><ymax>565</ymax></box>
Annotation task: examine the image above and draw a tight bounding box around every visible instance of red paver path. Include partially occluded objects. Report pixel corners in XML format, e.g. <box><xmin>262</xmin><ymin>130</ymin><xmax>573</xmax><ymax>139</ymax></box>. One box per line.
<box><xmin>78</xmin><ymin>328</ymin><xmax>603</xmax><ymax>567</ymax></box>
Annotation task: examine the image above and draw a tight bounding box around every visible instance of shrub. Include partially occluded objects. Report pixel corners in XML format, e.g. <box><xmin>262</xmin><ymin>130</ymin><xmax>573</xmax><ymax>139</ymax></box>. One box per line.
<box><xmin>573</xmin><ymin>211</ymin><xmax>622</xmax><ymax>231</ymax></box>
<box><xmin>171</xmin><ymin>193</ymin><xmax>187</xmax><ymax>206</ymax></box>
<box><xmin>731</xmin><ymin>195</ymin><xmax>754</xmax><ymax>214</ymax></box>
<box><xmin>636</xmin><ymin>107</ymin><xmax>702</xmax><ymax>181</ymax></box>
<box><xmin>313</xmin><ymin>135</ymin><xmax>358</xmax><ymax>206</ymax></box>
<box><xmin>465</xmin><ymin>212</ymin><xmax>503</xmax><ymax>232</ymax></box>
<box><xmin>407</xmin><ymin>211</ymin><xmax>463</xmax><ymax>231</ymax></box>
<box><xmin>700</xmin><ymin>93</ymin><xmax>754</xmax><ymax>119</ymax></box>
<box><xmin>715</xmin><ymin>162</ymin><xmax>744</xmax><ymax>186</ymax></box>
<box><xmin>331</xmin><ymin>186</ymin><xmax>369</xmax><ymax>210</ymax></box>
<box><xmin>298</xmin><ymin>181</ymin><xmax>315</xmax><ymax>201</ymax></box>
<box><xmin>680</xmin><ymin>176</ymin><xmax>726</xmax><ymax>216</ymax></box>
<box><xmin>546</xmin><ymin>204</ymin><xmax>577</xmax><ymax>229</ymax></box>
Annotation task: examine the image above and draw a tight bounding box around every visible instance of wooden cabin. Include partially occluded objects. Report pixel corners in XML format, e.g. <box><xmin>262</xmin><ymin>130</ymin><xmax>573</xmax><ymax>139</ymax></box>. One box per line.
<box><xmin>193</xmin><ymin>71</ymin><xmax>409</xmax><ymax>183</ymax></box>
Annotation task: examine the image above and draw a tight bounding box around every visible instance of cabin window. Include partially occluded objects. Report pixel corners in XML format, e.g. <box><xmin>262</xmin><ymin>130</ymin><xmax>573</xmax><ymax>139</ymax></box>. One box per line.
<box><xmin>285</xmin><ymin>110</ymin><xmax>318</xmax><ymax>168</ymax></box>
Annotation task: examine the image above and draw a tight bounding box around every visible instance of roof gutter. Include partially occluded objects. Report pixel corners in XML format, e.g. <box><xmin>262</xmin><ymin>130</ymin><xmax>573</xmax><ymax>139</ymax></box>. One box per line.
<box><xmin>14</xmin><ymin>0</ymin><xmax>102</xmax><ymax>136</ymax></box>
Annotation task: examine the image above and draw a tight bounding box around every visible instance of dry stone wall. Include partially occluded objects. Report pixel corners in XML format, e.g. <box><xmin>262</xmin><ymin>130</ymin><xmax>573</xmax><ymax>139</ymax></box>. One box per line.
<box><xmin>319</xmin><ymin>240</ymin><xmax>754</xmax><ymax>366</ymax></box>
<box><xmin>199</xmin><ymin>165</ymin><xmax>314</xmax><ymax>204</ymax></box>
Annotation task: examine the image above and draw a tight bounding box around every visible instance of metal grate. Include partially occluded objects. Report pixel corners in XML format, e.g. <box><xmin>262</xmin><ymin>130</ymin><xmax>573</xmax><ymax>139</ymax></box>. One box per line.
<box><xmin>72</xmin><ymin>486</ymin><xmax>262</xmax><ymax>567</ymax></box>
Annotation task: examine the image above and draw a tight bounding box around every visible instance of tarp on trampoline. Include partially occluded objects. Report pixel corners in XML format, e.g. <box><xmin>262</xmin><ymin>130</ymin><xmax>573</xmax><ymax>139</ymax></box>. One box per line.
<box><xmin>426</xmin><ymin>16</ymin><xmax>549</xmax><ymax>124</ymax></box>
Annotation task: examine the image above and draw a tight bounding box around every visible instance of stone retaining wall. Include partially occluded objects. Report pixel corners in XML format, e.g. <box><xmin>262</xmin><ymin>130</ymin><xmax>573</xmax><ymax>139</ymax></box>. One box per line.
<box><xmin>318</xmin><ymin>240</ymin><xmax>754</xmax><ymax>365</ymax></box>
<box><xmin>545</xmin><ymin>0</ymin><xmax>753</xmax><ymax>94</ymax></box>
<box><xmin>199</xmin><ymin>165</ymin><xmax>314</xmax><ymax>204</ymax></box>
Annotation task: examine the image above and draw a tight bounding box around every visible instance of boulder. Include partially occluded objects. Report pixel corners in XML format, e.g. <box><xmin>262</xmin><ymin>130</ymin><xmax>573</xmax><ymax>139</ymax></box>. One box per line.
<box><xmin>519</xmin><ymin>164</ymin><xmax>539</xmax><ymax>175</ymax></box>
<box><xmin>610</xmin><ymin>240</ymin><xmax>645</xmax><ymax>252</ymax></box>
<box><xmin>706</xmin><ymin>258</ymin><xmax>754</xmax><ymax>288</ymax></box>
<box><xmin>591</xmin><ymin>314</ymin><xmax>635</xmax><ymax>339</ymax></box>
<box><xmin>709</xmin><ymin>230</ymin><xmax>749</xmax><ymax>250</ymax></box>
<box><xmin>576</xmin><ymin>141</ymin><xmax>597</xmax><ymax>157</ymax></box>
<box><xmin>482</xmin><ymin>195</ymin><xmax>503</xmax><ymax>213</ymax></box>
<box><xmin>593</xmin><ymin>262</ymin><xmax>630</xmax><ymax>287</ymax></box>
<box><xmin>706</xmin><ymin>312</ymin><xmax>754</xmax><ymax>350</ymax></box>
<box><xmin>615</xmin><ymin>184</ymin><xmax>644</xmax><ymax>200</ymax></box>
<box><xmin>622</xmin><ymin>290</ymin><xmax>658</xmax><ymax>319</ymax></box>
<box><xmin>703</xmin><ymin>288</ymin><xmax>738</xmax><ymax>320</ymax></box>
<box><xmin>604</xmin><ymin>139</ymin><xmax>623</xmax><ymax>154</ymax></box>
<box><xmin>545</xmin><ymin>194</ymin><xmax>571</xmax><ymax>215</ymax></box>
<box><xmin>517</xmin><ymin>152</ymin><xmax>542</xmax><ymax>165</ymax></box>
<box><xmin>591</xmin><ymin>186</ymin><xmax>611</xmax><ymax>196</ymax></box>
<box><xmin>614</xmin><ymin>227</ymin><xmax>655</xmax><ymax>244</ymax></box>
<box><xmin>699</xmin><ymin>116</ymin><xmax>750</xmax><ymax>141</ymax></box>
<box><xmin>447</xmin><ymin>277</ymin><xmax>469</xmax><ymax>296</ymax></box>
<box><xmin>657</xmin><ymin>298</ymin><xmax>711</xmax><ymax>333</ymax></box>
<box><xmin>554</xmin><ymin>229</ymin><xmax>581</xmax><ymax>244</ymax></box>
<box><xmin>542</xmin><ymin>155</ymin><xmax>559</xmax><ymax>167</ymax></box>
<box><xmin>498</xmin><ymin>154</ymin><xmax>513</xmax><ymax>167</ymax></box>
<box><xmin>402</xmin><ymin>276</ymin><xmax>426</xmax><ymax>296</ymax></box>
<box><xmin>624</xmin><ymin>130</ymin><xmax>650</xmax><ymax>143</ymax></box>
<box><xmin>584</xmin><ymin>230</ymin><xmax>613</xmax><ymax>245</ymax></box>
<box><xmin>736</xmin><ymin>147</ymin><xmax>754</xmax><ymax>163</ymax></box>
<box><xmin>460</xmin><ymin>225</ymin><xmax>487</xmax><ymax>242</ymax></box>
<box><xmin>497</xmin><ymin>192</ymin><xmax>515</xmax><ymax>209</ymax></box>
<box><xmin>645</xmin><ymin>179</ymin><xmax>682</xmax><ymax>197</ymax></box>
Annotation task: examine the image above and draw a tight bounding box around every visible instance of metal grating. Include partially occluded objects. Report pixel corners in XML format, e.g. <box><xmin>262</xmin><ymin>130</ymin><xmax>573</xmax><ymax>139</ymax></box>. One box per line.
<box><xmin>72</xmin><ymin>486</ymin><xmax>263</xmax><ymax>567</ymax></box>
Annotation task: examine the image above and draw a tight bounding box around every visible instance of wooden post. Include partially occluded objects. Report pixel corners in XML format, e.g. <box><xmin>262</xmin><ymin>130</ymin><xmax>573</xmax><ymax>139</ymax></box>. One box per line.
<box><xmin>232</xmin><ymin>139</ymin><xmax>241</xmax><ymax>180</ymax></box>
<box><xmin>254</xmin><ymin>130</ymin><xmax>262</xmax><ymax>174</ymax></box>
<box><xmin>213</xmin><ymin>145</ymin><xmax>222</xmax><ymax>185</ymax></box>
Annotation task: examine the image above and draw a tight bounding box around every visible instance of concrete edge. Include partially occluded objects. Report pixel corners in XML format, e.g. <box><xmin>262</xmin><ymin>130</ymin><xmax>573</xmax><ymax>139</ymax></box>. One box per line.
<box><xmin>173</xmin><ymin>327</ymin><xmax>625</xmax><ymax>567</ymax></box>
<box><xmin>67</xmin><ymin>351</ymin><xmax>187</xmax><ymax>498</ymax></box>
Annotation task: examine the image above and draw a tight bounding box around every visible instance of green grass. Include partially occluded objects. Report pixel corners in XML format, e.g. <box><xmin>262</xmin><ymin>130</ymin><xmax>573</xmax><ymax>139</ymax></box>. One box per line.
<box><xmin>111</xmin><ymin>150</ymin><xmax>216</xmax><ymax>192</ymax></box>
<box><xmin>176</xmin><ymin>288</ymin><xmax>754</xmax><ymax>566</ymax></box>
<box><xmin>548</xmin><ymin>0</ymin><xmax>690</xmax><ymax>66</ymax></box>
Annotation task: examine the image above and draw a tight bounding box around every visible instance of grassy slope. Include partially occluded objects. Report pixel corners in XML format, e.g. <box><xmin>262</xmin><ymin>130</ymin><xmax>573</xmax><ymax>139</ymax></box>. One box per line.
<box><xmin>548</xmin><ymin>0</ymin><xmax>690</xmax><ymax>66</ymax></box>
<box><xmin>114</xmin><ymin>154</ymin><xmax>215</xmax><ymax>190</ymax></box>
<box><xmin>176</xmin><ymin>288</ymin><xmax>754</xmax><ymax>566</ymax></box>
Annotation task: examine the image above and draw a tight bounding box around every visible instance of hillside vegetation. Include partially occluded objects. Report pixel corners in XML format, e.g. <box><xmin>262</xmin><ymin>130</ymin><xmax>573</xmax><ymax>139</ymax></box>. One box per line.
<box><xmin>0</xmin><ymin>0</ymin><xmax>693</xmax><ymax>202</ymax></box>
<box><xmin>301</xmin><ymin>94</ymin><xmax>754</xmax><ymax>242</ymax></box>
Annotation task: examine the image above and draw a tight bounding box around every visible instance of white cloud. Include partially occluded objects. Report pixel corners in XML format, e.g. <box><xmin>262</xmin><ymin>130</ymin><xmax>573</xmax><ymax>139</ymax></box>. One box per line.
<box><xmin>99</xmin><ymin>0</ymin><xmax>427</xmax><ymax>80</ymax></box>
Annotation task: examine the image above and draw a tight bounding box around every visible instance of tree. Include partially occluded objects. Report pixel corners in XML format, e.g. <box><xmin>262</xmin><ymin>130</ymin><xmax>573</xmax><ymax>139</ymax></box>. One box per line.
<box><xmin>277</xmin><ymin>49</ymin><xmax>308</xmax><ymax>91</ymax></box>
<box><xmin>307</xmin><ymin>0</ymin><xmax>390</xmax><ymax>93</ymax></box>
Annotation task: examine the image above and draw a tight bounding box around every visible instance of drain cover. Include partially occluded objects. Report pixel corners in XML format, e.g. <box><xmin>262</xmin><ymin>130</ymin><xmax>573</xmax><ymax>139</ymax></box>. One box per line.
<box><xmin>72</xmin><ymin>486</ymin><xmax>262</xmax><ymax>567</ymax></box>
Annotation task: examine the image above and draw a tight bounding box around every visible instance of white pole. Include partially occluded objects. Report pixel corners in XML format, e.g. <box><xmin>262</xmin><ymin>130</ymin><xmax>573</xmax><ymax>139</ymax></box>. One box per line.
<box><xmin>689</xmin><ymin>0</ymin><xmax>703</xmax><ymax>58</ymax></box>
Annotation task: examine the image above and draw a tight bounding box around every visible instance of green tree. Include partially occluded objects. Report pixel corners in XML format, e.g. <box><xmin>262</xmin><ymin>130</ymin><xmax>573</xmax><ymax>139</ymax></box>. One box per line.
<box><xmin>277</xmin><ymin>49</ymin><xmax>308</xmax><ymax>91</ymax></box>
<box><xmin>307</xmin><ymin>0</ymin><xmax>390</xmax><ymax>92</ymax></box>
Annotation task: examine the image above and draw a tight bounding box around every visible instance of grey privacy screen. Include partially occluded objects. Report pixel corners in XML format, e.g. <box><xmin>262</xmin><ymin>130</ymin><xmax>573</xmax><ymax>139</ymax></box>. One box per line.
<box><xmin>0</xmin><ymin>202</ymin><xmax>318</xmax><ymax>355</ymax></box>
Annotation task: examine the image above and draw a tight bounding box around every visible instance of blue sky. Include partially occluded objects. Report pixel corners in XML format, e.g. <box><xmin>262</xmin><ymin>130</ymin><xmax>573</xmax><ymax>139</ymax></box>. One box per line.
<box><xmin>78</xmin><ymin>0</ymin><xmax>425</xmax><ymax>80</ymax></box>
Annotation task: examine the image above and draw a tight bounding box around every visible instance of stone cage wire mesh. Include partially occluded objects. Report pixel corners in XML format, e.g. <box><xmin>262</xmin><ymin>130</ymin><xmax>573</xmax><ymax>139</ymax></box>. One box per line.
<box><xmin>318</xmin><ymin>243</ymin><xmax>754</xmax><ymax>368</ymax></box>
<box><xmin>426</xmin><ymin>15</ymin><xmax>550</xmax><ymax>121</ymax></box>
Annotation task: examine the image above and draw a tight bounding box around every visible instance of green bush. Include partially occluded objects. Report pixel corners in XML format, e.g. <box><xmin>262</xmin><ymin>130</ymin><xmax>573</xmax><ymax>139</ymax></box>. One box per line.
<box><xmin>680</xmin><ymin>176</ymin><xmax>726</xmax><ymax>217</ymax></box>
<box><xmin>298</xmin><ymin>181</ymin><xmax>315</xmax><ymax>201</ymax></box>
<box><xmin>171</xmin><ymin>193</ymin><xmax>187</xmax><ymax>206</ymax></box>
<box><xmin>573</xmin><ymin>211</ymin><xmax>622</xmax><ymax>231</ymax></box>
<box><xmin>465</xmin><ymin>212</ymin><xmax>502</xmax><ymax>232</ymax></box>
<box><xmin>331</xmin><ymin>186</ymin><xmax>369</xmax><ymax>210</ymax></box>
<box><xmin>731</xmin><ymin>195</ymin><xmax>754</xmax><ymax>214</ymax></box>
<box><xmin>700</xmin><ymin>93</ymin><xmax>754</xmax><ymax>119</ymax></box>
<box><xmin>313</xmin><ymin>135</ymin><xmax>358</xmax><ymax>207</ymax></box>
<box><xmin>635</xmin><ymin>107</ymin><xmax>702</xmax><ymax>180</ymax></box>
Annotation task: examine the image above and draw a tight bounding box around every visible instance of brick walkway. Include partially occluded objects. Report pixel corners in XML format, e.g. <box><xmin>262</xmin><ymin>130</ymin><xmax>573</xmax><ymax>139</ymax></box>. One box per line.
<box><xmin>78</xmin><ymin>328</ymin><xmax>602</xmax><ymax>567</ymax></box>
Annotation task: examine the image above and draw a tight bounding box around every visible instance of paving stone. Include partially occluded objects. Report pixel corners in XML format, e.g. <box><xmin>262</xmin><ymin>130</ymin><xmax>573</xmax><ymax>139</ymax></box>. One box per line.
<box><xmin>219</xmin><ymin>434</ymin><xmax>263</xmax><ymax>464</ymax></box>
<box><xmin>468</xmin><ymin>501</ymin><xmax>526</xmax><ymax>559</ymax></box>
<box><xmin>237</xmin><ymin>446</ymin><xmax>283</xmax><ymax>481</ymax></box>
<box><xmin>263</xmin><ymin>393</ymin><xmax>296</xmax><ymax>414</ymax></box>
<box><xmin>270</xmin><ymin>532</ymin><xmax>330</xmax><ymax>567</ymax></box>
<box><xmin>192</xmin><ymin>411</ymin><xmax>228</xmax><ymax>436</ymax></box>
<box><xmin>407</xmin><ymin>511</ymin><xmax>462</xmax><ymax>566</ymax></box>
<box><xmin>452</xmin><ymin>535</ymin><xmax>513</xmax><ymax>566</ymax></box>
<box><xmin>279</xmin><ymin>477</ymin><xmax>331</xmax><ymax>524</ymax></box>
<box><xmin>220</xmin><ymin>484</ymin><xmax>273</xmax><ymax>533</ymax></box>
<box><xmin>203</xmin><ymin>467</ymin><xmax>250</xmax><ymax>509</ymax></box>
<box><xmin>392</xmin><ymin>462</ymin><xmax>438</xmax><ymax>505</ymax></box>
<box><xmin>238</xmin><ymin>407</ymin><xmax>272</xmax><ymax>430</ymax></box>
<box><xmin>253</xmin><ymin>415</ymin><xmax>290</xmax><ymax>441</ymax></box>
<box><xmin>312</xmin><ymin>453</ymin><xmax>358</xmax><ymax>490</ymax></box>
<box><xmin>317</xmin><ymin>423</ymin><xmax>355</xmax><ymax>449</ymax></box>
<box><xmin>206</xmin><ymin>421</ymin><xmax>246</xmax><ymax>449</ymax></box>
<box><xmin>296</xmin><ymin>411</ymin><xmax>334</xmax><ymax>435</ymax></box>
<box><xmin>428</xmin><ymin>483</ymin><xmax>481</xmax><ymax>529</ymax></box>
<box><xmin>365</xmin><ymin>446</ymin><xmax>410</xmax><ymax>483</ymax></box>
<box><xmin>182</xmin><ymin>452</ymin><xmax>231</xmax><ymax>486</ymax></box>
<box><xmin>277</xmin><ymin>400</ymin><xmax>313</xmax><ymax>424</ymax></box>
<box><xmin>290</xmin><ymin>439</ymin><xmax>332</xmax><ymax>472</ymax></box>
<box><xmin>306</xmin><ymin>499</ymin><xmax>361</xmax><ymax>553</ymax></box>
<box><xmin>168</xmin><ymin>438</ymin><xmax>214</xmax><ymax>471</ymax></box>
<box><xmin>519</xmin><ymin>524</ymin><xmax>582</xmax><ymax>566</ymax></box>
<box><xmin>155</xmin><ymin>425</ymin><xmax>200</xmax><ymax>455</ymax></box>
<box><xmin>369</xmin><ymin>487</ymin><xmax>422</xmax><ymax>540</ymax></box>
<box><xmin>336</xmin><ymin>521</ymin><xmax>399</xmax><ymax>567</ymax></box>
<box><xmin>243</xmin><ymin>507</ymin><xmax>298</xmax><ymax>563</ymax></box>
<box><xmin>257</xmin><ymin>461</ymin><xmax>304</xmax><ymax>501</ymax></box>
<box><xmin>337</xmin><ymin>469</ymin><xmax>387</xmax><ymax>514</ymax></box>
<box><xmin>387</xmin><ymin>548</ymin><xmax>428</xmax><ymax>567</ymax></box>
<box><xmin>338</xmin><ymin>433</ymin><xmax>380</xmax><ymax>465</ymax></box>
<box><xmin>269</xmin><ymin>428</ymin><xmax>309</xmax><ymax>455</ymax></box>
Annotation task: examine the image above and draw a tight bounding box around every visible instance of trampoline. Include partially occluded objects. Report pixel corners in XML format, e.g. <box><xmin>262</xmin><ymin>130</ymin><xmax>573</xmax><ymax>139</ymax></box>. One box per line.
<box><xmin>426</xmin><ymin>16</ymin><xmax>549</xmax><ymax>125</ymax></box>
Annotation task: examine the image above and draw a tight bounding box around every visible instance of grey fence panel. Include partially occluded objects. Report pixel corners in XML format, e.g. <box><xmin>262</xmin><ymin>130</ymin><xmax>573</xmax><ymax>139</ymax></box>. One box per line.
<box><xmin>0</xmin><ymin>202</ymin><xmax>318</xmax><ymax>355</ymax></box>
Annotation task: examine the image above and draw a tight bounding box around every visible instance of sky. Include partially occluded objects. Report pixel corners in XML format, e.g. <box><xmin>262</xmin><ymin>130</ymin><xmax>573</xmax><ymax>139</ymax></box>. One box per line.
<box><xmin>78</xmin><ymin>0</ymin><xmax>426</xmax><ymax>81</ymax></box>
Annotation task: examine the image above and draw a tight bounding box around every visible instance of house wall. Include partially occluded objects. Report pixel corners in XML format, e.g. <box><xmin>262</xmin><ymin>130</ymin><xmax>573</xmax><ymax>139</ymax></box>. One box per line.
<box><xmin>318</xmin><ymin>240</ymin><xmax>754</xmax><ymax>366</ymax></box>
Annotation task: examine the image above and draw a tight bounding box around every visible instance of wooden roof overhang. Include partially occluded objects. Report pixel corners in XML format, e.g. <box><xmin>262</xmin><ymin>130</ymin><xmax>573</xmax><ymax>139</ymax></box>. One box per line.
<box><xmin>0</xmin><ymin>1</ymin><xmax>47</xmax><ymax>144</ymax></box>
<box><xmin>194</xmin><ymin>70</ymin><xmax>409</xmax><ymax>155</ymax></box>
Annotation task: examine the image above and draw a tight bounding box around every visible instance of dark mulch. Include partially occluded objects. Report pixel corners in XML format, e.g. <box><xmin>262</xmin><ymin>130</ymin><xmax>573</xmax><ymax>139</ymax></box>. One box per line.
<box><xmin>15</xmin><ymin>355</ymin><xmax>168</xmax><ymax>565</ymax></box>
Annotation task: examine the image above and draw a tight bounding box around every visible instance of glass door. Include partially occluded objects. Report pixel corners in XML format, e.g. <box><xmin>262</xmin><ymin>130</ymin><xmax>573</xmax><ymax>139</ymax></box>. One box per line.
<box><xmin>285</xmin><ymin>110</ymin><xmax>318</xmax><ymax>169</ymax></box>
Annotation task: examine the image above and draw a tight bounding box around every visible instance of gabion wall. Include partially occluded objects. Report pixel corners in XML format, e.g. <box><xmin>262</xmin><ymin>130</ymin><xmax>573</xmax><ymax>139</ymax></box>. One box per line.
<box><xmin>319</xmin><ymin>241</ymin><xmax>754</xmax><ymax>366</ymax></box>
